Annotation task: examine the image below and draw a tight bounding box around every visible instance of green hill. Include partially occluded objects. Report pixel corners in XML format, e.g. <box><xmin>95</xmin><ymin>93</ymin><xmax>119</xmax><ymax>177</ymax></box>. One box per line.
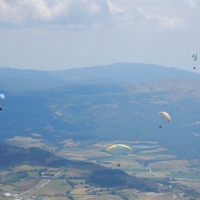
<box><xmin>0</xmin><ymin>142</ymin><xmax>159</xmax><ymax>189</ymax></box>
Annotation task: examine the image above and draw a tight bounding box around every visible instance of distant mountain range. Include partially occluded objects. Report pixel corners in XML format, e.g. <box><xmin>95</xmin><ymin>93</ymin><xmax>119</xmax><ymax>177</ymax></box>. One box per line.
<box><xmin>0</xmin><ymin>63</ymin><xmax>200</xmax><ymax>162</ymax></box>
<box><xmin>50</xmin><ymin>63</ymin><xmax>200</xmax><ymax>82</ymax></box>
<box><xmin>0</xmin><ymin>62</ymin><xmax>200</xmax><ymax>91</ymax></box>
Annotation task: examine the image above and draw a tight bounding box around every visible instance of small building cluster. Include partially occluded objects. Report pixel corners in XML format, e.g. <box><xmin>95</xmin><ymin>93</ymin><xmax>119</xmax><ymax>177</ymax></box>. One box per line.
<box><xmin>40</xmin><ymin>172</ymin><xmax>56</xmax><ymax>178</ymax></box>
<box><xmin>2</xmin><ymin>193</ymin><xmax>46</xmax><ymax>200</ymax></box>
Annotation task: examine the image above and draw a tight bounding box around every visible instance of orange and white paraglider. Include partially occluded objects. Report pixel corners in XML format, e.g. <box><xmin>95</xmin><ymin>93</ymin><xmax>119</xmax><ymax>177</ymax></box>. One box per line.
<box><xmin>159</xmin><ymin>111</ymin><xmax>171</xmax><ymax>122</ymax></box>
<box><xmin>158</xmin><ymin>111</ymin><xmax>171</xmax><ymax>128</ymax></box>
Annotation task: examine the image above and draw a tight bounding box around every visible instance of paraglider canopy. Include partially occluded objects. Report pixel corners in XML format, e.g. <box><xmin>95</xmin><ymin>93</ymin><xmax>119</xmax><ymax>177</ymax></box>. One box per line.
<box><xmin>0</xmin><ymin>94</ymin><xmax>5</xmax><ymax>99</ymax></box>
<box><xmin>106</xmin><ymin>144</ymin><xmax>132</xmax><ymax>168</ymax></box>
<box><xmin>158</xmin><ymin>111</ymin><xmax>171</xmax><ymax>122</ymax></box>
<box><xmin>191</xmin><ymin>52</ymin><xmax>197</xmax><ymax>61</ymax></box>
<box><xmin>106</xmin><ymin>144</ymin><xmax>132</xmax><ymax>153</ymax></box>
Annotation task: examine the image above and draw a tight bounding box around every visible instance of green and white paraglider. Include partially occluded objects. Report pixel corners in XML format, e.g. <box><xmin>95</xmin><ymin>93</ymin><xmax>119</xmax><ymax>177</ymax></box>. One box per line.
<box><xmin>191</xmin><ymin>52</ymin><xmax>197</xmax><ymax>69</ymax></box>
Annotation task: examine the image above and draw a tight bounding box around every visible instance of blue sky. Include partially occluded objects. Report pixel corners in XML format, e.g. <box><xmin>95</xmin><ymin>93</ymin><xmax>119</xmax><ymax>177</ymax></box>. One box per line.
<box><xmin>0</xmin><ymin>0</ymin><xmax>199</xmax><ymax>71</ymax></box>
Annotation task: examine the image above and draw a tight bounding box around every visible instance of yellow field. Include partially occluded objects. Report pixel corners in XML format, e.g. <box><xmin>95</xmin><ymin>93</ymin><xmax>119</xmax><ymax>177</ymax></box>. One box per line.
<box><xmin>70</xmin><ymin>188</ymin><xmax>87</xmax><ymax>195</ymax></box>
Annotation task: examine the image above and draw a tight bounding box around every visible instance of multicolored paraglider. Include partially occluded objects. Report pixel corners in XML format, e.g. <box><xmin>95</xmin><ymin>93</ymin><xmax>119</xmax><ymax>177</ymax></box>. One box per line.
<box><xmin>191</xmin><ymin>52</ymin><xmax>197</xmax><ymax>69</ymax></box>
<box><xmin>106</xmin><ymin>144</ymin><xmax>132</xmax><ymax>167</ymax></box>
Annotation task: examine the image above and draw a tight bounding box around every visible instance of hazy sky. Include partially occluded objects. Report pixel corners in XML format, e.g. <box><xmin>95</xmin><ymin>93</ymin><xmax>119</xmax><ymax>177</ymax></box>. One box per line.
<box><xmin>0</xmin><ymin>0</ymin><xmax>199</xmax><ymax>71</ymax></box>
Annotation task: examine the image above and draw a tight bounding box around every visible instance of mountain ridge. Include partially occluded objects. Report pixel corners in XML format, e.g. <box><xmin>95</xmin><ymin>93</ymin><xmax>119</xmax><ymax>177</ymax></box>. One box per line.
<box><xmin>49</xmin><ymin>62</ymin><xmax>200</xmax><ymax>82</ymax></box>
<box><xmin>0</xmin><ymin>62</ymin><xmax>200</xmax><ymax>91</ymax></box>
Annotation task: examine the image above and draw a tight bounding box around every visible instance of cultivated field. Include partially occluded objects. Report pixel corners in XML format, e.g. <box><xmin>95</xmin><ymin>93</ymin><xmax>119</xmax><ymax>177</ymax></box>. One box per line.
<box><xmin>3</xmin><ymin>137</ymin><xmax>200</xmax><ymax>199</ymax></box>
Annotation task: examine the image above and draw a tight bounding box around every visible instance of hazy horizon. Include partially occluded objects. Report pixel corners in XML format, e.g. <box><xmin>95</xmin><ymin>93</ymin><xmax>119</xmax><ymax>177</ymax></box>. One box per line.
<box><xmin>0</xmin><ymin>0</ymin><xmax>199</xmax><ymax>72</ymax></box>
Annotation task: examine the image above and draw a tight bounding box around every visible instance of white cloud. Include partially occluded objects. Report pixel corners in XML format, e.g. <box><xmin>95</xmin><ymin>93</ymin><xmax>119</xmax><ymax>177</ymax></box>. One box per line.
<box><xmin>0</xmin><ymin>0</ymin><xmax>112</xmax><ymax>26</ymax></box>
<box><xmin>159</xmin><ymin>17</ymin><xmax>188</xmax><ymax>30</ymax></box>
<box><xmin>0</xmin><ymin>0</ymin><xmax>198</xmax><ymax>33</ymax></box>
<box><xmin>106</xmin><ymin>0</ymin><xmax>125</xmax><ymax>14</ymax></box>
<box><xmin>137</xmin><ymin>8</ymin><xmax>189</xmax><ymax>30</ymax></box>
<box><xmin>86</xmin><ymin>1</ymin><xmax>101</xmax><ymax>14</ymax></box>
<box><xmin>185</xmin><ymin>0</ymin><xmax>198</xmax><ymax>7</ymax></box>
<box><xmin>21</xmin><ymin>0</ymin><xmax>54</xmax><ymax>21</ymax></box>
<box><xmin>145</xmin><ymin>13</ymin><xmax>188</xmax><ymax>30</ymax></box>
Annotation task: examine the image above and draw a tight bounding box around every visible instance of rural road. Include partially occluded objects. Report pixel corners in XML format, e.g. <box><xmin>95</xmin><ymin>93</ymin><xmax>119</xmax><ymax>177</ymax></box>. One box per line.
<box><xmin>18</xmin><ymin>179</ymin><xmax>51</xmax><ymax>196</ymax></box>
